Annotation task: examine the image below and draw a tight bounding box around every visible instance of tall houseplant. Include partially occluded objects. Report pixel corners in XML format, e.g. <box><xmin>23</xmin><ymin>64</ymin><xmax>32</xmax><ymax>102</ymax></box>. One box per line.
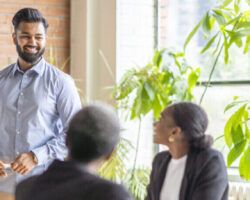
<box><xmin>114</xmin><ymin>49</ymin><xmax>200</xmax><ymax>120</ymax></box>
<box><xmin>99</xmin><ymin>48</ymin><xmax>199</xmax><ymax>200</ymax></box>
<box><xmin>224</xmin><ymin>98</ymin><xmax>250</xmax><ymax>179</ymax></box>
<box><xmin>184</xmin><ymin>0</ymin><xmax>250</xmax><ymax>179</ymax></box>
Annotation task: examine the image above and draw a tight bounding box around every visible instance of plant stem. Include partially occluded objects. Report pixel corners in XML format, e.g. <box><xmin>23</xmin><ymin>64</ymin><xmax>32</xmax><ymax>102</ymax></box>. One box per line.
<box><xmin>131</xmin><ymin>117</ymin><xmax>142</xmax><ymax>177</ymax></box>
<box><xmin>199</xmin><ymin>43</ymin><xmax>224</xmax><ymax>105</ymax></box>
<box><xmin>199</xmin><ymin>15</ymin><xmax>242</xmax><ymax>105</ymax></box>
<box><xmin>214</xmin><ymin>134</ymin><xmax>224</xmax><ymax>143</ymax></box>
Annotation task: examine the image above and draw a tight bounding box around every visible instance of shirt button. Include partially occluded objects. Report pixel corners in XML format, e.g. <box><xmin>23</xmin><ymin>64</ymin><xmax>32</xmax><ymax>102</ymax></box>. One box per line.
<box><xmin>17</xmin><ymin>131</ymin><xmax>20</xmax><ymax>134</ymax></box>
<box><xmin>18</xmin><ymin>111</ymin><xmax>21</xmax><ymax>114</ymax></box>
<box><xmin>20</xmin><ymin>92</ymin><xmax>23</xmax><ymax>96</ymax></box>
<box><xmin>16</xmin><ymin>151</ymin><xmax>19</xmax><ymax>155</ymax></box>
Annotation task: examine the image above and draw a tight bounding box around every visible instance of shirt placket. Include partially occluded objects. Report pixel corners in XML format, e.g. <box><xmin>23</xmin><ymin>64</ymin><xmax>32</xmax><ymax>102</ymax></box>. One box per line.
<box><xmin>15</xmin><ymin>73</ymin><xmax>30</xmax><ymax>157</ymax></box>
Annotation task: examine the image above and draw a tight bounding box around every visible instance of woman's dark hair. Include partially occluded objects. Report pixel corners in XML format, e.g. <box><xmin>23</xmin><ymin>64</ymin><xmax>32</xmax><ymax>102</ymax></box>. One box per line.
<box><xmin>165</xmin><ymin>102</ymin><xmax>213</xmax><ymax>149</ymax></box>
<box><xmin>12</xmin><ymin>8</ymin><xmax>49</xmax><ymax>32</ymax></box>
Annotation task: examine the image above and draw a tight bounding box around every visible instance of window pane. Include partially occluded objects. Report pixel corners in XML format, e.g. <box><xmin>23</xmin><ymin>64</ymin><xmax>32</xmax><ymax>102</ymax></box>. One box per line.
<box><xmin>194</xmin><ymin>85</ymin><xmax>250</xmax><ymax>156</ymax></box>
<box><xmin>117</xmin><ymin>0</ymin><xmax>156</xmax><ymax>167</ymax></box>
<box><xmin>159</xmin><ymin>0</ymin><xmax>250</xmax><ymax>81</ymax></box>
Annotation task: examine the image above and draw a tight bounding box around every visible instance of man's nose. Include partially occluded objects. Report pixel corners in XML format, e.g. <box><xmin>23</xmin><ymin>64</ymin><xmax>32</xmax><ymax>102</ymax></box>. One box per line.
<box><xmin>28</xmin><ymin>37</ymin><xmax>36</xmax><ymax>45</ymax></box>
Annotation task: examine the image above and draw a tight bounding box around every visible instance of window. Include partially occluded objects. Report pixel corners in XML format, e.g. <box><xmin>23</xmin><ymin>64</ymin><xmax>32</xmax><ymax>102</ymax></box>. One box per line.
<box><xmin>116</xmin><ymin>0</ymin><xmax>157</xmax><ymax>167</ymax></box>
<box><xmin>158</xmin><ymin>0</ymin><xmax>250</xmax><ymax>182</ymax></box>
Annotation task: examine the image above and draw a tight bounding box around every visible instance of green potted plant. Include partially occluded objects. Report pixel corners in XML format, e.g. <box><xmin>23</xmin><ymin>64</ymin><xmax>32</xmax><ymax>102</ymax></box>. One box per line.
<box><xmin>99</xmin><ymin>48</ymin><xmax>200</xmax><ymax>200</ymax></box>
<box><xmin>184</xmin><ymin>0</ymin><xmax>250</xmax><ymax>180</ymax></box>
<box><xmin>224</xmin><ymin>98</ymin><xmax>250</xmax><ymax>180</ymax></box>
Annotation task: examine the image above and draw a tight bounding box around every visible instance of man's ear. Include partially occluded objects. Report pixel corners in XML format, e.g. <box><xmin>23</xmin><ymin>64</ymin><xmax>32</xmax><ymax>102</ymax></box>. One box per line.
<box><xmin>12</xmin><ymin>32</ymin><xmax>17</xmax><ymax>45</ymax></box>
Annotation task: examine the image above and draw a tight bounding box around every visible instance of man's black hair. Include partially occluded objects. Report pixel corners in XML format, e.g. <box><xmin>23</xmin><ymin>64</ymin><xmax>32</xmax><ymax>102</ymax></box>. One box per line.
<box><xmin>12</xmin><ymin>8</ymin><xmax>49</xmax><ymax>31</ymax></box>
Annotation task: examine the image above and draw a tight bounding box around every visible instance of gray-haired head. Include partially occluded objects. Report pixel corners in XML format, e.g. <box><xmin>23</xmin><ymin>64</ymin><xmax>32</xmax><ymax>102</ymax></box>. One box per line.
<box><xmin>66</xmin><ymin>102</ymin><xmax>120</xmax><ymax>163</ymax></box>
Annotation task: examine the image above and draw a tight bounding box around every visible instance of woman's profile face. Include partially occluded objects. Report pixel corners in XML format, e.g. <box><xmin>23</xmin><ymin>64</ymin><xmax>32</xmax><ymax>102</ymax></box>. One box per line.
<box><xmin>153</xmin><ymin>109</ymin><xmax>177</xmax><ymax>145</ymax></box>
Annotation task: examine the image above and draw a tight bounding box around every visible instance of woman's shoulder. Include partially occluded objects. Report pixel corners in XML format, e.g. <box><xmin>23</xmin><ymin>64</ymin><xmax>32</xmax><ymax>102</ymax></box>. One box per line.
<box><xmin>155</xmin><ymin>150</ymin><xmax>170</xmax><ymax>157</ymax></box>
<box><xmin>194</xmin><ymin>147</ymin><xmax>223</xmax><ymax>157</ymax></box>
<box><xmin>189</xmin><ymin>147</ymin><xmax>225</xmax><ymax>166</ymax></box>
<box><xmin>153</xmin><ymin>150</ymin><xmax>171</xmax><ymax>162</ymax></box>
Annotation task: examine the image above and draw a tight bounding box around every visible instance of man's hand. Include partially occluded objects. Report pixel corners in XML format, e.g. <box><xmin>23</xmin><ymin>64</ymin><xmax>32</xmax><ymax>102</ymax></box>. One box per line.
<box><xmin>11</xmin><ymin>152</ymin><xmax>38</xmax><ymax>175</ymax></box>
<box><xmin>0</xmin><ymin>160</ymin><xmax>7</xmax><ymax>177</ymax></box>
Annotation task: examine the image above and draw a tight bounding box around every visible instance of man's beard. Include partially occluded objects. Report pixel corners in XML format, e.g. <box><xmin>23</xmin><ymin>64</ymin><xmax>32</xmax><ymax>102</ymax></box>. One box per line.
<box><xmin>16</xmin><ymin>43</ymin><xmax>45</xmax><ymax>64</ymax></box>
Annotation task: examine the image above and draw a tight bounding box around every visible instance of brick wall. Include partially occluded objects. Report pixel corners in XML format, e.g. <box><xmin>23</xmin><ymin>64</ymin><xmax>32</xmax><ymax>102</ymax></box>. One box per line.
<box><xmin>158</xmin><ymin>0</ymin><xmax>168</xmax><ymax>49</ymax></box>
<box><xmin>0</xmin><ymin>0</ymin><xmax>70</xmax><ymax>73</ymax></box>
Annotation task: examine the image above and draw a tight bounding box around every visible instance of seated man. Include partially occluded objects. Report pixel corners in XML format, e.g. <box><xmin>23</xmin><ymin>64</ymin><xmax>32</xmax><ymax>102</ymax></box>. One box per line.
<box><xmin>15</xmin><ymin>103</ymin><xmax>133</xmax><ymax>200</ymax></box>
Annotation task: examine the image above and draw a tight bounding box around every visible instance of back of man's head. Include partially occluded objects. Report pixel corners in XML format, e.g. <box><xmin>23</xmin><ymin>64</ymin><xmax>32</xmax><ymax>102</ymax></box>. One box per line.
<box><xmin>66</xmin><ymin>103</ymin><xmax>120</xmax><ymax>163</ymax></box>
<box><xmin>12</xmin><ymin>7</ymin><xmax>49</xmax><ymax>32</ymax></box>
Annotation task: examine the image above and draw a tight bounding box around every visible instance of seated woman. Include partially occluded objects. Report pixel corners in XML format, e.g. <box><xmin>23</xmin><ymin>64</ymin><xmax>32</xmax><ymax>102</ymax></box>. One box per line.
<box><xmin>145</xmin><ymin>102</ymin><xmax>228</xmax><ymax>200</ymax></box>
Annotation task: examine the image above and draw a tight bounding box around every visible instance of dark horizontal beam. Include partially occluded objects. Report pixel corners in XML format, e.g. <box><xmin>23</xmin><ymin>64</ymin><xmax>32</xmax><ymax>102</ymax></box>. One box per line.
<box><xmin>198</xmin><ymin>80</ymin><xmax>250</xmax><ymax>86</ymax></box>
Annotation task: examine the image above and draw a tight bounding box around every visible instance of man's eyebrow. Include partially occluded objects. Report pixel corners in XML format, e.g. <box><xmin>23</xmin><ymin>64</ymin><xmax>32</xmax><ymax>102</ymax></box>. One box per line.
<box><xmin>19</xmin><ymin>32</ymin><xmax>30</xmax><ymax>34</ymax></box>
<box><xmin>19</xmin><ymin>32</ymin><xmax>44</xmax><ymax>36</ymax></box>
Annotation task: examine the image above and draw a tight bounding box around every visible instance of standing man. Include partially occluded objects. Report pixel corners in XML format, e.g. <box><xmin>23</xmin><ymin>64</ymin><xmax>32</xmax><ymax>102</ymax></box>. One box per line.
<box><xmin>0</xmin><ymin>8</ymin><xmax>82</xmax><ymax>200</ymax></box>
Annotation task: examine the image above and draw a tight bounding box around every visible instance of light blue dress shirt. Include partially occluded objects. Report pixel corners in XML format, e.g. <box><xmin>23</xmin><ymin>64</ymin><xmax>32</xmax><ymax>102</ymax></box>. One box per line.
<box><xmin>0</xmin><ymin>58</ymin><xmax>82</xmax><ymax>193</ymax></box>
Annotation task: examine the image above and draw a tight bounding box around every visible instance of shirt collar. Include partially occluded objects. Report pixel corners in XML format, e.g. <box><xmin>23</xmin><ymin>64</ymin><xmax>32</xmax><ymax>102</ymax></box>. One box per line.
<box><xmin>12</xmin><ymin>57</ymin><xmax>46</xmax><ymax>77</ymax></box>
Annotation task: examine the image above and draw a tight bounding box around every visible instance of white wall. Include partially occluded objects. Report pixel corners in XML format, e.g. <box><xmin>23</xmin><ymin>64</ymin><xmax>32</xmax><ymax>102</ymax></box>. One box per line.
<box><xmin>70</xmin><ymin>0</ymin><xmax>116</xmax><ymax>103</ymax></box>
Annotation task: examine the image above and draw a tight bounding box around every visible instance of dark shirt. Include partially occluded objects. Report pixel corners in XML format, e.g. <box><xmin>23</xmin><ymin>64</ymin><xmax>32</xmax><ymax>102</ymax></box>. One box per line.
<box><xmin>15</xmin><ymin>160</ymin><xmax>133</xmax><ymax>200</ymax></box>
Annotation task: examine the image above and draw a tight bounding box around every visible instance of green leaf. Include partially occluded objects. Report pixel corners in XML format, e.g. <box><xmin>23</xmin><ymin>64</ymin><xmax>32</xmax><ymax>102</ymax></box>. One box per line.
<box><xmin>224</xmin><ymin>100</ymin><xmax>248</xmax><ymax>112</ymax></box>
<box><xmin>231</xmin><ymin>104</ymin><xmax>248</xmax><ymax>125</ymax></box>
<box><xmin>184</xmin><ymin>18</ymin><xmax>204</xmax><ymax>50</ymax></box>
<box><xmin>212</xmin><ymin>9</ymin><xmax>227</xmax><ymax>25</ymax></box>
<box><xmin>246</xmin><ymin>127</ymin><xmax>250</xmax><ymax>139</ymax></box>
<box><xmin>244</xmin><ymin>36</ymin><xmax>250</xmax><ymax>53</ymax></box>
<box><xmin>125</xmin><ymin>168</ymin><xmax>150</xmax><ymax>200</ymax></box>
<box><xmin>99</xmin><ymin>138</ymin><xmax>131</xmax><ymax>181</ymax></box>
<box><xmin>230</xmin><ymin>28</ymin><xmax>250</xmax><ymax>37</ymax></box>
<box><xmin>232</xmin><ymin>104</ymin><xmax>248</xmax><ymax>122</ymax></box>
<box><xmin>131</xmin><ymin>87</ymin><xmax>143</xmax><ymax>119</ymax></box>
<box><xmin>224</xmin><ymin>104</ymin><xmax>247</xmax><ymax>147</ymax></box>
<box><xmin>152</xmin><ymin>94</ymin><xmax>164</xmax><ymax>120</ymax></box>
<box><xmin>233</xmin><ymin>37</ymin><xmax>243</xmax><ymax>48</ymax></box>
<box><xmin>227</xmin><ymin>139</ymin><xmax>246</xmax><ymax>167</ymax></box>
<box><xmin>202</xmin><ymin>12</ymin><xmax>212</xmax><ymax>36</ymax></box>
<box><xmin>114</xmin><ymin>69</ymin><xmax>138</xmax><ymax>100</ymax></box>
<box><xmin>222</xmin><ymin>0</ymin><xmax>233</xmax><ymax>7</ymax></box>
<box><xmin>200</xmin><ymin>33</ymin><xmax>219</xmax><ymax>54</ymax></box>
<box><xmin>152</xmin><ymin>50</ymin><xmax>163</xmax><ymax>67</ymax></box>
<box><xmin>226</xmin><ymin>15</ymin><xmax>242</xmax><ymax>26</ymax></box>
<box><xmin>141</xmin><ymin>87</ymin><xmax>152</xmax><ymax>115</ymax></box>
<box><xmin>237</xmin><ymin>21</ymin><xmax>250</xmax><ymax>29</ymax></box>
<box><xmin>231</xmin><ymin>125</ymin><xmax>244</xmax><ymax>145</ymax></box>
<box><xmin>234</xmin><ymin>1</ymin><xmax>240</xmax><ymax>14</ymax></box>
<box><xmin>246</xmin><ymin>0</ymin><xmax>250</xmax><ymax>5</ymax></box>
<box><xmin>224</xmin><ymin>117</ymin><xmax>233</xmax><ymax>147</ymax></box>
<box><xmin>187</xmin><ymin>68</ymin><xmax>200</xmax><ymax>91</ymax></box>
<box><xmin>223</xmin><ymin>32</ymin><xmax>229</xmax><ymax>64</ymax></box>
<box><xmin>144</xmin><ymin>82</ymin><xmax>155</xmax><ymax>101</ymax></box>
<box><xmin>233</xmin><ymin>96</ymin><xmax>239</xmax><ymax>100</ymax></box>
<box><xmin>239</xmin><ymin>146</ymin><xmax>250</xmax><ymax>180</ymax></box>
